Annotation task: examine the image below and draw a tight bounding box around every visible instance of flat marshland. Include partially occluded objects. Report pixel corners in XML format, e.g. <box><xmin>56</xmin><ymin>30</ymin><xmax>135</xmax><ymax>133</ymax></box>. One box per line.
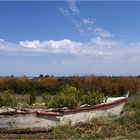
<box><xmin>0</xmin><ymin>76</ymin><xmax>140</xmax><ymax>139</ymax></box>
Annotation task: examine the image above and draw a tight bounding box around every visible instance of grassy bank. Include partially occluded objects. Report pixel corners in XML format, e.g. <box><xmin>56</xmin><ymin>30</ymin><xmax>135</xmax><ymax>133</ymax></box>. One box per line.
<box><xmin>46</xmin><ymin>95</ymin><xmax>140</xmax><ymax>139</ymax></box>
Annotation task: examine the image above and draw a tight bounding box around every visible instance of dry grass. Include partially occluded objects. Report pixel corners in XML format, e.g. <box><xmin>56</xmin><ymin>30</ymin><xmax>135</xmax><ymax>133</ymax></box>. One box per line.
<box><xmin>15</xmin><ymin>94</ymin><xmax>30</xmax><ymax>106</ymax></box>
<box><xmin>15</xmin><ymin>94</ymin><xmax>46</xmax><ymax>108</ymax></box>
<box><xmin>46</xmin><ymin>110</ymin><xmax>140</xmax><ymax>139</ymax></box>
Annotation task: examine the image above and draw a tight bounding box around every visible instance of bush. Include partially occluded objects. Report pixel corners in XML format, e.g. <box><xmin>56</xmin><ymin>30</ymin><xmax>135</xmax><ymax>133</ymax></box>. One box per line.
<box><xmin>42</xmin><ymin>92</ymin><xmax>52</xmax><ymax>103</ymax></box>
<box><xmin>48</xmin><ymin>92</ymin><xmax>78</xmax><ymax>109</ymax></box>
<box><xmin>45</xmin><ymin>85</ymin><xmax>104</xmax><ymax>109</ymax></box>
<box><xmin>0</xmin><ymin>90</ymin><xmax>17</xmax><ymax>107</ymax></box>
<box><xmin>81</xmin><ymin>90</ymin><xmax>104</xmax><ymax>105</ymax></box>
<box><xmin>124</xmin><ymin>95</ymin><xmax>140</xmax><ymax>111</ymax></box>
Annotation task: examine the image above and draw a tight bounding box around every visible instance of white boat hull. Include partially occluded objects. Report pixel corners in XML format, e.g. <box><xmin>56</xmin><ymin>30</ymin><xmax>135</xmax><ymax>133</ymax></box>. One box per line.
<box><xmin>0</xmin><ymin>97</ymin><xmax>127</xmax><ymax>128</ymax></box>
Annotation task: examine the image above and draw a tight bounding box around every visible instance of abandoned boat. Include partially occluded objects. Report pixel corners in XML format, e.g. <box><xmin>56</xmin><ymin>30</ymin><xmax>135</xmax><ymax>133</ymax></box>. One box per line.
<box><xmin>0</xmin><ymin>91</ymin><xmax>129</xmax><ymax>129</ymax></box>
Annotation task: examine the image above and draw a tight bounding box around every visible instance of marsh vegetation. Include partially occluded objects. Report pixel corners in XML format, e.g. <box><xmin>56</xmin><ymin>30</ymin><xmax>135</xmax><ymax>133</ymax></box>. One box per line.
<box><xmin>0</xmin><ymin>76</ymin><xmax>139</xmax><ymax>139</ymax></box>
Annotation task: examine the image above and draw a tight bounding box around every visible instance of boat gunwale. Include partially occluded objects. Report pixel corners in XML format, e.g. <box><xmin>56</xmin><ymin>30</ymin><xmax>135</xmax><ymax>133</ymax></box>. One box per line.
<box><xmin>0</xmin><ymin>97</ymin><xmax>128</xmax><ymax>116</ymax></box>
<box><xmin>37</xmin><ymin>97</ymin><xmax>128</xmax><ymax>115</ymax></box>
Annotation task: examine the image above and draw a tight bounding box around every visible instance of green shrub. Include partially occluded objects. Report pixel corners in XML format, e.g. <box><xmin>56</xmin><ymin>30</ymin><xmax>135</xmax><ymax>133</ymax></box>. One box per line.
<box><xmin>49</xmin><ymin>92</ymin><xmax>78</xmax><ymax>108</ymax></box>
<box><xmin>124</xmin><ymin>95</ymin><xmax>140</xmax><ymax>111</ymax></box>
<box><xmin>46</xmin><ymin>85</ymin><xmax>104</xmax><ymax>109</ymax></box>
<box><xmin>42</xmin><ymin>92</ymin><xmax>52</xmax><ymax>103</ymax></box>
<box><xmin>81</xmin><ymin>90</ymin><xmax>104</xmax><ymax>105</ymax></box>
<box><xmin>0</xmin><ymin>90</ymin><xmax>17</xmax><ymax>107</ymax></box>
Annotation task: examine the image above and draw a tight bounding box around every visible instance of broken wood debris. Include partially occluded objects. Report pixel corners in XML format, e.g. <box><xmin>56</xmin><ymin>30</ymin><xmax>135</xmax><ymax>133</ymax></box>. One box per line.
<box><xmin>0</xmin><ymin>127</ymin><xmax>52</xmax><ymax>134</ymax></box>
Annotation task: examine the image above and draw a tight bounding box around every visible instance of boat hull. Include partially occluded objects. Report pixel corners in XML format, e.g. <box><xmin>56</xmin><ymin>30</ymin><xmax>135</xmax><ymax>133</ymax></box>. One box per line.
<box><xmin>60</xmin><ymin>101</ymin><xmax>126</xmax><ymax>125</ymax></box>
<box><xmin>0</xmin><ymin>98</ymin><xmax>127</xmax><ymax>128</ymax></box>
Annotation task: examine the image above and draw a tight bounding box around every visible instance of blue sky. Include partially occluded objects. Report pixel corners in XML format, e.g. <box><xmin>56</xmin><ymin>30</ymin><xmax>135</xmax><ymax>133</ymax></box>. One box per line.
<box><xmin>0</xmin><ymin>1</ymin><xmax>140</xmax><ymax>76</ymax></box>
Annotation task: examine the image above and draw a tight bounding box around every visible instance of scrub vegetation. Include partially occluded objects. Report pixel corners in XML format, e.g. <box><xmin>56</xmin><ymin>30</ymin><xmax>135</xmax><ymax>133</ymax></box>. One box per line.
<box><xmin>0</xmin><ymin>76</ymin><xmax>140</xmax><ymax>97</ymax></box>
<box><xmin>0</xmin><ymin>75</ymin><xmax>140</xmax><ymax>108</ymax></box>
<box><xmin>44</xmin><ymin>85</ymin><xmax>104</xmax><ymax>108</ymax></box>
<box><xmin>0</xmin><ymin>75</ymin><xmax>139</xmax><ymax>139</ymax></box>
<box><xmin>0</xmin><ymin>94</ymin><xmax>139</xmax><ymax>139</ymax></box>
<box><xmin>0</xmin><ymin>90</ymin><xmax>17</xmax><ymax>107</ymax></box>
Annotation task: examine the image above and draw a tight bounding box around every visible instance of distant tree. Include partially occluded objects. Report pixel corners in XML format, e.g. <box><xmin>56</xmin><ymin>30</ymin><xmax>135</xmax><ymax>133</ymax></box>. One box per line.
<box><xmin>45</xmin><ymin>75</ymin><xmax>50</xmax><ymax>78</ymax></box>
<box><xmin>39</xmin><ymin>74</ymin><xmax>44</xmax><ymax>78</ymax></box>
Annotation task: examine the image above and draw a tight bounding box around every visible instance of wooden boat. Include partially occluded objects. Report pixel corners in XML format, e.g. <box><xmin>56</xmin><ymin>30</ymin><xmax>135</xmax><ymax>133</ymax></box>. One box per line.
<box><xmin>0</xmin><ymin>91</ymin><xmax>129</xmax><ymax>129</ymax></box>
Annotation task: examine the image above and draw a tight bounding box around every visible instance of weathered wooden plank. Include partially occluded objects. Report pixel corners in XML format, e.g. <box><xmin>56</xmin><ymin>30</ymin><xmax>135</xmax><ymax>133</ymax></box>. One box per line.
<box><xmin>0</xmin><ymin>127</ymin><xmax>52</xmax><ymax>134</ymax></box>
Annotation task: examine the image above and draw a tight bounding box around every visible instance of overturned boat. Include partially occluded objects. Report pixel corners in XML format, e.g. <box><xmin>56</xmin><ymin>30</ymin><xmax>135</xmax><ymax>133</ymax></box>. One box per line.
<box><xmin>0</xmin><ymin>91</ymin><xmax>129</xmax><ymax>130</ymax></box>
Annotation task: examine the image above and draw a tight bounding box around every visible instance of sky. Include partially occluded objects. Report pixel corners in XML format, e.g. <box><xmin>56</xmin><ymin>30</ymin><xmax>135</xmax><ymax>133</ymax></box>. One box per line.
<box><xmin>0</xmin><ymin>1</ymin><xmax>140</xmax><ymax>76</ymax></box>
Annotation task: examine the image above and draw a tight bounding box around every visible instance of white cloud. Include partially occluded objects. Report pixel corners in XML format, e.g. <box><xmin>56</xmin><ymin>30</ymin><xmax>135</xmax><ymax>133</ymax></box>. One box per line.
<box><xmin>59</xmin><ymin>0</ymin><xmax>96</xmax><ymax>38</ymax></box>
<box><xmin>0</xmin><ymin>38</ymin><xmax>5</xmax><ymax>42</ymax></box>
<box><xmin>62</xmin><ymin>60</ymin><xmax>78</xmax><ymax>66</ymax></box>
<box><xmin>19</xmin><ymin>39</ymin><xmax>82</xmax><ymax>54</ymax></box>
<box><xmin>18</xmin><ymin>38</ymin><xmax>120</xmax><ymax>56</ymax></box>
<box><xmin>94</xmin><ymin>28</ymin><xmax>113</xmax><ymax>38</ymax></box>
<box><xmin>19</xmin><ymin>40</ymin><xmax>42</xmax><ymax>48</ymax></box>
<box><xmin>1</xmin><ymin>37</ymin><xmax>140</xmax><ymax>59</ymax></box>
<box><xmin>1</xmin><ymin>37</ymin><xmax>140</xmax><ymax>76</ymax></box>
<box><xmin>91</xmin><ymin>36</ymin><xmax>121</xmax><ymax>48</ymax></box>
<box><xmin>59</xmin><ymin>1</ymin><xmax>115</xmax><ymax>41</ymax></box>
<box><xmin>0</xmin><ymin>38</ymin><xmax>20</xmax><ymax>52</ymax></box>
<box><xmin>0</xmin><ymin>38</ymin><xmax>114</xmax><ymax>57</ymax></box>
<box><xmin>68</xmin><ymin>0</ymin><xmax>79</xmax><ymax>15</ymax></box>
<box><xmin>136</xmin><ymin>42</ymin><xmax>140</xmax><ymax>46</ymax></box>
<box><xmin>59</xmin><ymin>0</ymin><xmax>79</xmax><ymax>17</ymax></box>
<box><xmin>81</xmin><ymin>18</ymin><xmax>95</xmax><ymax>25</ymax></box>
<box><xmin>73</xmin><ymin>18</ymin><xmax>95</xmax><ymax>36</ymax></box>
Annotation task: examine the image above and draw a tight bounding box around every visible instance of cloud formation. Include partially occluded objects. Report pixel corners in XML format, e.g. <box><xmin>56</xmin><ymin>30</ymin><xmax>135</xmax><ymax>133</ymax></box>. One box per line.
<box><xmin>0</xmin><ymin>38</ymin><xmax>20</xmax><ymax>52</ymax></box>
<box><xmin>0</xmin><ymin>36</ymin><xmax>140</xmax><ymax>57</ymax></box>
<box><xmin>81</xmin><ymin>18</ymin><xmax>95</xmax><ymax>25</ymax></box>
<box><xmin>0</xmin><ymin>37</ymin><xmax>117</xmax><ymax>57</ymax></box>
<box><xmin>19</xmin><ymin>39</ymin><xmax>82</xmax><ymax>54</ymax></box>
<box><xmin>94</xmin><ymin>28</ymin><xmax>113</xmax><ymax>38</ymax></box>
<box><xmin>59</xmin><ymin>0</ymin><xmax>79</xmax><ymax>17</ymax></box>
<box><xmin>73</xmin><ymin>18</ymin><xmax>95</xmax><ymax>36</ymax></box>
<box><xmin>59</xmin><ymin>0</ymin><xmax>96</xmax><ymax>37</ymax></box>
<box><xmin>1</xmin><ymin>37</ymin><xmax>140</xmax><ymax>75</ymax></box>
